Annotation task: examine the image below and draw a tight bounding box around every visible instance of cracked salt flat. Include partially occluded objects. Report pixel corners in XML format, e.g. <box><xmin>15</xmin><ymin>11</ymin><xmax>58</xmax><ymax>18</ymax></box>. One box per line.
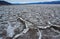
<box><xmin>0</xmin><ymin>4</ymin><xmax>60</xmax><ymax>39</ymax></box>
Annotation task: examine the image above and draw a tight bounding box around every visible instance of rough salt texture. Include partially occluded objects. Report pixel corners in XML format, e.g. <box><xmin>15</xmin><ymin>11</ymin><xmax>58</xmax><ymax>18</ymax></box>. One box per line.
<box><xmin>0</xmin><ymin>4</ymin><xmax>60</xmax><ymax>39</ymax></box>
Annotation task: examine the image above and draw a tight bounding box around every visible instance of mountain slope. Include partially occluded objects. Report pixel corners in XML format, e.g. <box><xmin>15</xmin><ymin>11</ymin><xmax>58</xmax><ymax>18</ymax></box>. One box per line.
<box><xmin>0</xmin><ymin>1</ymin><xmax>12</xmax><ymax>5</ymax></box>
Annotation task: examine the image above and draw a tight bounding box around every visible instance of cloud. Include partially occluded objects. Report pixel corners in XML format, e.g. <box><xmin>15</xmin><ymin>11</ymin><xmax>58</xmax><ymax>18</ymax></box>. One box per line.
<box><xmin>5</xmin><ymin>0</ymin><xmax>58</xmax><ymax>3</ymax></box>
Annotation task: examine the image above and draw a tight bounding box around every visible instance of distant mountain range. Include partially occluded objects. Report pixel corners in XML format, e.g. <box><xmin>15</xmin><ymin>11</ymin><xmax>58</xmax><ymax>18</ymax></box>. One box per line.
<box><xmin>0</xmin><ymin>1</ymin><xmax>12</xmax><ymax>5</ymax></box>
<box><xmin>32</xmin><ymin>1</ymin><xmax>60</xmax><ymax>4</ymax></box>
<box><xmin>21</xmin><ymin>1</ymin><xmax>60</xmax><ymax>4</ymax></box>
<box><xmin>0</xmin><ymin>1</ymin><xmax>60</xmax><ymax>5</ymax></box>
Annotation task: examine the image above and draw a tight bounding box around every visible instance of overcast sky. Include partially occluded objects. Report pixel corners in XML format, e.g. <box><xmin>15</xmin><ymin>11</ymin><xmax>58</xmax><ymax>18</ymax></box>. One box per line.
<box><xmin>4</xmin><ymin>0</ymin><xmax>60</xmax><ymax>3</ymax></box>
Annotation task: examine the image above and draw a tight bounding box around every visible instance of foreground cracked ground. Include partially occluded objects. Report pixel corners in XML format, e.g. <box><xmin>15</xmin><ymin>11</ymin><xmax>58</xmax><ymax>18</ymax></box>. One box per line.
<box><xmin>0</xmin><ymin>4</ymin><xmax>60</xmax><ymax>39</ymax></box>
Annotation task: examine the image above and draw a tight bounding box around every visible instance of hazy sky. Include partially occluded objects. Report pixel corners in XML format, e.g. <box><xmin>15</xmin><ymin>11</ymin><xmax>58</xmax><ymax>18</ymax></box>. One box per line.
<box><xmin>4</xmin><ymin>0</ymin><xmax>60</xmax><ymax>3</ymax></box>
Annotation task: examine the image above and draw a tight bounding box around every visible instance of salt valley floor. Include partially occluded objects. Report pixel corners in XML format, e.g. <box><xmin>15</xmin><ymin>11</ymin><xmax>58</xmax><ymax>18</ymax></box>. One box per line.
<box><xmin>0</xmin><ymin>4</ymin><xmax>60</xmax><ymax>39</ymax></box>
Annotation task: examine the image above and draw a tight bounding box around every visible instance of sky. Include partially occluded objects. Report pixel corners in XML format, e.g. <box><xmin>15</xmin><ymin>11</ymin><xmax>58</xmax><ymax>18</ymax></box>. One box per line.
<box><xmin>3</xmin><ymin>0</ymin><xmax>60</xmax><ymax>3</ymax></box>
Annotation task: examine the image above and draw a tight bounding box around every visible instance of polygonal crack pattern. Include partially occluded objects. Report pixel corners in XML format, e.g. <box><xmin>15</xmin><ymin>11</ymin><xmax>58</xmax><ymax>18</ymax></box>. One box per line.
<box><xmin>0</xmin><ymin>5</ymin><xmax>60</xmax><ymax>39</ymax></box>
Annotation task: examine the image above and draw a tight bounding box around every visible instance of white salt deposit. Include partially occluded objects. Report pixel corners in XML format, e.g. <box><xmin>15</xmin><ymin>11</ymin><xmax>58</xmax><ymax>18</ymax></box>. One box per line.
<box><xmin>0</xmin><ymin>37</ymin><xmax>3</xmax><ymax>39</ymax></box>
<box><xmin>7</xmin><ymin>21</ymin><xmax>15</xmax><ymax>37</ymax></box>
